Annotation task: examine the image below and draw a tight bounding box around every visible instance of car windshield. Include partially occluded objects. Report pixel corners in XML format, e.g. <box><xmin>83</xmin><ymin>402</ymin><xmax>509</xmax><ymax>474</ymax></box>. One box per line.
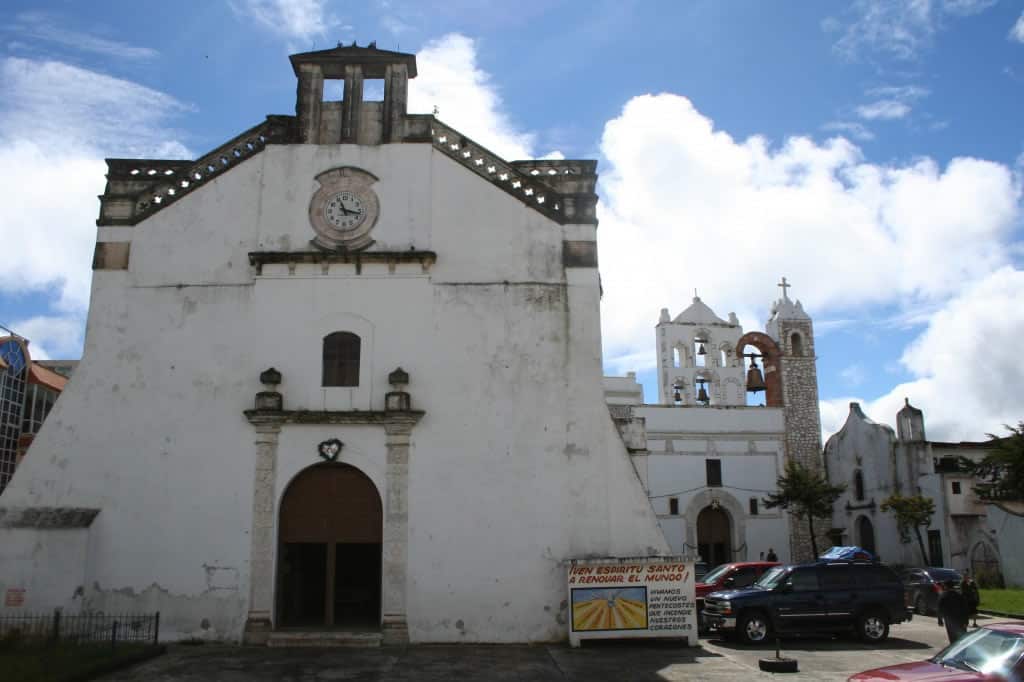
<box><xmin>755</xmin><ymin>566</ymin><xmax>789</xmax><ymax>589</ymax></box>
<box><xmin>700</xmin><ymin>565</ymin><xmax>733</xmax><ymax>584</ymax></box>
<box><xmin>931</xmin><ymin>628</ymin><xmax>1024</xmax><ymax>676</ymax></box>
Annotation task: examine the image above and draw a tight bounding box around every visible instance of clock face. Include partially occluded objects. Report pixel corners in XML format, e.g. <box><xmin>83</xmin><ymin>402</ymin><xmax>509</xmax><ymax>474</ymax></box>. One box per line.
<box><xmin>323</xmin><ymin>191</ymin><xmax>365</xmax><ymax>230</ymax></box>
<box><xmin>308</xmin><ymin>167</ymin><xmax>380</xmax><ymax>251</ymax></box>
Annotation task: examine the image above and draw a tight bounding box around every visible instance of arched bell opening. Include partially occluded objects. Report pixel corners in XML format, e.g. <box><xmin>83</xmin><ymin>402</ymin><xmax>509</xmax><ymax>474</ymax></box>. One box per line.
<box><xmin>277</xmin><ymin>462</ymin><xmax>382</xmax><ymax>630</ymax></box>
<box><xmin>735</xmin><ymin>332</ymin><xmax>783</xmax><ymax>407</ymax></box>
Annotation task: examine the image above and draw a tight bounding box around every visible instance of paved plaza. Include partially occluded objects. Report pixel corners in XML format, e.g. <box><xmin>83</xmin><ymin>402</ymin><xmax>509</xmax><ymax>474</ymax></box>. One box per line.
<box><xmin>99</xmin><ymin>614</ymin><xmax>1020</xmax><ymax>681</ymax></box>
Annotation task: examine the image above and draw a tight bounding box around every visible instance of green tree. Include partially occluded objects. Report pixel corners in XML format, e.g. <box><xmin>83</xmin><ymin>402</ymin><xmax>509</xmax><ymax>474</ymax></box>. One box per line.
<box><xmin>763</xmin><ymin>460</ymin><xmax>845</xmax><ymax>557</ymax></box>
<box><xmin>963</xmin><ymin>422</ymin><xmax>1024</xmax><ymax>501</ymax></box>
<box><xmin>880</xmin><ymin>494</ymin><xmax>935</xmax><ymax>564</ymax></box>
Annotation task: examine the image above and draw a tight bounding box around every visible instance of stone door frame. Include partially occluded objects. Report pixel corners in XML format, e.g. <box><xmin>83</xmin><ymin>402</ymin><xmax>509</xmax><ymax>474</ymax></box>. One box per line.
<box><xmin>241</xmin><ymin>409</ymin><xmax>423</xmax><ymax>645</ymax></box>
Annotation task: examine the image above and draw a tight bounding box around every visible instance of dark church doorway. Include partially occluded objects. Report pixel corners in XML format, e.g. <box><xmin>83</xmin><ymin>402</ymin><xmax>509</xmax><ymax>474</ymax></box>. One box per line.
<box><xmin>697</xmin><ymin>506</ymin><xmax>732</xmax><ymax>568</ymax></box>
<box><xmin>857</xmin><ymin>516</ymin><xmax>876</xmax><ymax>555</ymax></box>
<box><xmin>277</xmin><ymin>463</ymin><xmax>382</xmax><ymax>630</ymax></box>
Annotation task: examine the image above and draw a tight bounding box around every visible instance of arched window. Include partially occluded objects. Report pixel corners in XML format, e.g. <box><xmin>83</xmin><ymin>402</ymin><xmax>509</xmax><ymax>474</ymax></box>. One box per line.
<box><xmin>790</xmin><ymin>332</ymin><xmax>803</xmax><ymax>356</ymax></box>
<box><xmin>854</xmin><ymin>469</ymin><xmax>865</xmax><ymax>501</ymax></box>
<box><xmin>322</xmin><ymin>332</ymin><xmax>360</xmax><ymax>386</ymax></box>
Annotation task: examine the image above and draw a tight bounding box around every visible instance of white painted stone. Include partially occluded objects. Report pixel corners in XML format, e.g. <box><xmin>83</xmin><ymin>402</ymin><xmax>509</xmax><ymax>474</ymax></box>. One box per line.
<box><xmin>0</xmin><ymin>139</ymin><xmax>668</xmax><ymax>642</ymax></box>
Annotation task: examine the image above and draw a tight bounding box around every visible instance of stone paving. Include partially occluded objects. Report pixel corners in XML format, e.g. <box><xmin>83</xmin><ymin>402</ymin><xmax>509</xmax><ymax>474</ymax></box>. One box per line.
<box><xmin>98</xmin><ymin>614</ymin><xmax>1022</xmax><ymax>681</ymax></box>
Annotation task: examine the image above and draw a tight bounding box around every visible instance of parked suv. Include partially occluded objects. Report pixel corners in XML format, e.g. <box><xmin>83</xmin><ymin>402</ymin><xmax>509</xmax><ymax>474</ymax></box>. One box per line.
<box><xmin>901</xmin><ymin>567</ymin><xmax>962</xmax><ymax>616</ymax></box>
<box><xmin>696</xmin><ymin>562</ymin><xmax>780</xmax><ymax>614</ymax></box>
<box><xmin>702</xmin><ymin>561</ymin><xmax>912</xmax><ymax>645</ymax></box>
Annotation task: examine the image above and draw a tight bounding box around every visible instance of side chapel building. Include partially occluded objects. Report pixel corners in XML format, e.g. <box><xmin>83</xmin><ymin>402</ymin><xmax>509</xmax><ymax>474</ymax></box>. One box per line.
<box><xmin>604</xmin><ymin>286</ymin><xmax>825</xmax><ymax>568</ymax></box>
<box><xmin>825</xmin><ymin>400</ymin><xmax>1010</xmax><ymax>584</ymax></box>
<box><xmin>0</xmin><ymin>46</ymin><xmax>671</xmax><ymax>643</ymax></box>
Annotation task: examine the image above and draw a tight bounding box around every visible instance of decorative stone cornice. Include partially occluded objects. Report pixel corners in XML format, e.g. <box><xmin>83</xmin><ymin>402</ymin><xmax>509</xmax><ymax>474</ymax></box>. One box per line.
<box><xmin>0</xmin><ymin>506</ymin><xmax>100</xmax><ymax>528</ymax></box>
<box><xmin>243</xmin><ymin>409</ymin><xmax>424</xmax><ymax>427</ymax></box>
<box><xmin>97</xmin><ymin>116</ymin><xmax>297</xmax><ymax>227</ymax></box>
<box><xmin>430</xmin><ymin>118</ymin><xmax>597</xmax><ymax>225</ymax></box>
<box><xmin>248</xmin><ymin>250</ymin><xmax>437</xmax><ymax>276</ymax></box>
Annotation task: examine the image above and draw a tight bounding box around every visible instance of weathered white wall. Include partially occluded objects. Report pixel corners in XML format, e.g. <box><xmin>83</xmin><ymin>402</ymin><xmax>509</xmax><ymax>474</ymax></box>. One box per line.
<box><xmin>824</xmin><ymin>404</ymin><xmax>911</xmax><ymax>564</ymax></box>
<box><xmin>826</xmin><ymin>403</ymin><xmax>1001</xmax><ymax>571</ymax></box>
<box><xmin>985</xmin><ymin>503</ymin><xmax>1024</xmax><ymax>588</ymax></box>
<box><xmin>0</xmin><ymin>529</ymin><xmax>90</xmax><ymax>612</ymax></box>
<box><xmin>0</xmin><ymin>143</ymin><xmax>667</xmax><ymax>642</ymax></box>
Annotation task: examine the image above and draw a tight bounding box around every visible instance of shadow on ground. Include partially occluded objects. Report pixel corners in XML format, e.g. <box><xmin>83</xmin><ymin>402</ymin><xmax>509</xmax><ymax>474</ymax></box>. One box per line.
<box><xmin>703</xmin><ymin>633</ymin><xmax>933</xmax><ymax>652</ymax></box>
<box><xmin>98</xmin><ymin>641</ymin><xmax>744</xmax><ymax>682</ymax></box>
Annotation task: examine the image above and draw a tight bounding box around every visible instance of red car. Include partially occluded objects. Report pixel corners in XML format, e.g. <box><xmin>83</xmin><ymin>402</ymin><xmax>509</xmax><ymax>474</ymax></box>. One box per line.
<box><xmin>849</xmin><ymin>623</ymin><xmax>1024</xmax><ymax>681</ymax></box>
<box><xmin>695</xmin><ymin>561</ymin><xmax>779</xmax><ymax>612</ymax></box>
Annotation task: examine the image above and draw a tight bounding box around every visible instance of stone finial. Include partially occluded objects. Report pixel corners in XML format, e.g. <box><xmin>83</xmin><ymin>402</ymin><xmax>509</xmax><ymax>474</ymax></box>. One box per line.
<box><xmin>659</xmin><ymin>308</ymin><xmax>671</xmax><ymax>324</ymax></box>
<box><xmin>388</xmin><ymin>367</ymin><xmax>409</xmax><ymax>387</ymax></box>
<box><xmin>386</xmin><ymin>366</ymin><xmax>411</xmax><ymax>411</ymax></box>
<box><xmin>256</xmin><ymin>367</ymin><xmax>283</xmax><ymax>410</ymax></box>
<box><xmin>260</xmin><ymin>367</ymin><xmax>282</xmax><ymax>387</ymax></box>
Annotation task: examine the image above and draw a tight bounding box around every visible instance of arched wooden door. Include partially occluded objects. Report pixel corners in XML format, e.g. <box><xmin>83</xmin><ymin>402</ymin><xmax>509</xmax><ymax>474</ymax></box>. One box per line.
<box><xmin>277</xmin><ymin>464</ymin><xmax>382</xmax><ymax>629</ymax></box>
<box><xmin>697</xmin><ymin>507</ymin><xmax>732</xmax><ymax>568</ymax></box>
<box><xmin>857</xmin><ymin>516</ymin><xmax>876</xmax><ymax>555</ymax></box>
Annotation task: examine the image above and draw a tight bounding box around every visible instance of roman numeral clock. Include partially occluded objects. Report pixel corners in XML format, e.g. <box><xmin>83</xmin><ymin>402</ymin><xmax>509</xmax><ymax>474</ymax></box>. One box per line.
<box><xmin>308</xmin><ymin>167</ymin><xmax>380</xmax><ymax>251</ymax></box>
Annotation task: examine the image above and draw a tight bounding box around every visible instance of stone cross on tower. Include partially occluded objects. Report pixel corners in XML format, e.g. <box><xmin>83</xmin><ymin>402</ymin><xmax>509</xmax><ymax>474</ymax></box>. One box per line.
<box><xmin>777</xmin><ymin>277</ymin><xmax>791</xmax><ymax>300</ymax></box>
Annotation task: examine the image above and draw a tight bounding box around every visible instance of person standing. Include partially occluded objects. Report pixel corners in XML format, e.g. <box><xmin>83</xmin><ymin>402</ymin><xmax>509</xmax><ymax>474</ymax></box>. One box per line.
<box><xmin>937</xmin><ymin>580</ymin><xmax>970</xmax><ymax>644</ymax></box>
<box><xmin>962</xmin><ymin>573</ymin><xmax>981</xmax><ymax>628</ymax></box>
<box><xmin>765</xmin><ymin>548</ymin><xmax>778</xmax><ymax>562</ymax></box>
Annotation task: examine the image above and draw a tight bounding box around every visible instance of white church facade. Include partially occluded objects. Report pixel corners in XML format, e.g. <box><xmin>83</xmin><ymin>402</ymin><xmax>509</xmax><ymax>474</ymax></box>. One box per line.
<box><xmin>0</xmin><ymin>46</ymin><xmax>671</xmax><ymax>644</ymax></box>
<box><xmin>825</xmin><ymin>400</ymin><xmax>1015</xmax><ymax>585</ymax></box>
<box><xmin>604</xmin><ymin>286</ymin><xmax>826</xmax><ymax>566</ymax></box>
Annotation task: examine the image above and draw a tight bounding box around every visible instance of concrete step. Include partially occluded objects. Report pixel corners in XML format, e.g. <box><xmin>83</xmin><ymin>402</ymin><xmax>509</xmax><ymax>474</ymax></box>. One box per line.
<box><xmin>267</xmin><ymin>630</ymin><xmax>383</xmax><ymax>648</ymax></box>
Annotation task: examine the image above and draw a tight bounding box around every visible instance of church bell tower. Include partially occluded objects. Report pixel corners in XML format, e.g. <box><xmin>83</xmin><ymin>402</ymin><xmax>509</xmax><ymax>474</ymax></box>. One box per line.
<box><xmin>290</xmin><ymin>42</ymin><xmax>418</xmax><ymax>145</ymax></box>
<box><xmin>767</xmin><ymin>278</ymin><xmax>826</xmax><ymax>560</ymax></box>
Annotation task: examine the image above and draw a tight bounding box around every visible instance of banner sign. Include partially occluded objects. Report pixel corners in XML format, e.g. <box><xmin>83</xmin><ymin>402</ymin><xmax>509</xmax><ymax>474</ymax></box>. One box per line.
<box><xmin>567</xmin><ymin>556</ymin><xmax>696</xmax><ymax>647</ymax></box>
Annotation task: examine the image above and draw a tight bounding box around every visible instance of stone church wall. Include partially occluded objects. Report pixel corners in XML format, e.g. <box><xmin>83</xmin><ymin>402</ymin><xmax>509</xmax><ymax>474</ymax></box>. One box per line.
<box><xmin>0</xmin><ymin>143</ymin><xmax>668</xmax><ymax>642</ymax></box>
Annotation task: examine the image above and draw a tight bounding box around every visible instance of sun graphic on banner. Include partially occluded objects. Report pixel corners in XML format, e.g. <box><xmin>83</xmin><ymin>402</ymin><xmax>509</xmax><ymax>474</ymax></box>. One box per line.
<box><xmin>571</xmin><ymin>587</ymin><xmax>648</xmax><ymax>631</ymax></box>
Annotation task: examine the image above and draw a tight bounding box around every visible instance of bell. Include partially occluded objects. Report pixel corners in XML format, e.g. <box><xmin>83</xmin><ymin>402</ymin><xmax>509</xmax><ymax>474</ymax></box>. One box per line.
<box><xmin>697</xmin><ymin>383</ymin><xmax>710</xmax><ymax>404</ymax></box>
<box><xmin>672</xmin><ymin>386</ymin><xmax>682</xmax><ymax>404</ymax></box>
<box><xmin>746</xmin><ymin>361</ymin><xmax>767</xmax><ymax>393</ymax></box>
<box><xmin>697</xmin><ymin>343</ymin><xmax>707</xmax><ymax>356</ymax></box>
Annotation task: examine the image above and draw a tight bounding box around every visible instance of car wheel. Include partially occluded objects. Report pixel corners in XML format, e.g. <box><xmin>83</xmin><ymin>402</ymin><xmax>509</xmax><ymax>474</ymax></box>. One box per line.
<box><xmin>738</xmin><ymin>611</ymin><xmax>771</xmax><ymax>645</ymax></box>
<box><xmin>858</xmin><ymin>610</ymin><xmax>890</xmax><ymax>643</ymax></box>
<box><xmin>914</xmin><ymin>595</ymin><xmax>926</xmax><ymax>616</ymax></box>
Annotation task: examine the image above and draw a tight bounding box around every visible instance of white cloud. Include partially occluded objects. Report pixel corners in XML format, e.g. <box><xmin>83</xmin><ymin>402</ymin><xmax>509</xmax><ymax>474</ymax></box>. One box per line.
<box><xmin>823</xmin><ymin>121</ymin><xmax>876</xmax><ymax>141</ymax></box>
<box><xmin>11</xmin><ymin>12</ymin><xmax>159</xmax><ymax>60</ymax></box>
<box><xmin>865</xmin><ymin>85</ymin><xmax>930</xmax><ymax>99</ymax></box>
<box><xmin>841</xmin><ymin>364</ymin><xmax>867</xmax><ymax>387</ymax></box>
<box><xmin>408</xmin><ymin>34</ymin><xmax>548</xmax><ymax>161</ymax></box>
<box><xmin>0</xmin><ymin>58</ymin><xmax>191</xmax><ymax>319</ymax></box>
<box><xmin>857</xmin><ymin>99</ymin><xmax>913</xmax><ymax>120</ymax></box>
<box><xmin>821</xmin><ymin>267</ymin><xmax>1024</xmax><ymax>441</ymax></box>
<box><xmin>230</xmin><ymin>0</ymin><xmax>342</xmax><ymax>44</ymax></box>
<box><xmin>596</xmin><ymin>93</ymin><xmax>1020</xmax><ymax>386</ymax></box>
<box><xmin>1011</xmin><ymin>12</ymin><xmax>1024</xmax><ymax>43</ymax></box>
<box><xmin>6</xmin><ymin>315</ymin><xmax>85</xmax><ymax>361</ymax></box>
<box><xmin>831</xmin><ymin>0</ymin><xmax>998</xmax><ymax>61</ymax></box>
<box><xmin>1</xmin><ymin>58</ymin><xmax>192</xmax><ymax>155</ymax></box>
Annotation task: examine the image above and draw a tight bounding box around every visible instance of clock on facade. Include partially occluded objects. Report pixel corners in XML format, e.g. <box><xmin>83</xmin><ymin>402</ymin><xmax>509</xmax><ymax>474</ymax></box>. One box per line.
<box><xmin>308</xmin><ymin>167</ymin><xmax>380</xmax><ymax>251</ymax></box>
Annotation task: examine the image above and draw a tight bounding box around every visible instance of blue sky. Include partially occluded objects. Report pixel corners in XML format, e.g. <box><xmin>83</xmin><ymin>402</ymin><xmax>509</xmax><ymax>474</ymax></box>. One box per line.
<box><xmin>1</xmin><ymin>0</ymin><xmax>1022</xmax><ymax>441</ymax></box>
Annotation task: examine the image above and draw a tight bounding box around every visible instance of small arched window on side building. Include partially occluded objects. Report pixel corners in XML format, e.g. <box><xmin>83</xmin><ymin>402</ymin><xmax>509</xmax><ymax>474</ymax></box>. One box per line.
<box><xmin>322</xmin><ymin>332</ymin><xmax>360</xmax><ymax>386</ymax></box>
<box><xmin>790</xmin><ymin>332</ymin><xmax>804</xmax><ymax>356</ymax></box>
<box><xmin>854</xmin><ymin>469</ymin><xmax>865</xmax><ymax>501</ymax></box>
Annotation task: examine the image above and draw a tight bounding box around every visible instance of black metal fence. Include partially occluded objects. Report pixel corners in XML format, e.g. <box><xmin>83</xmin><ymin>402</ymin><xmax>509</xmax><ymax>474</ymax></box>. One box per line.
<box><xmin>0</xmin><ymin>610</ymin><xmax>160</xmax><ymax>648</ymax></box>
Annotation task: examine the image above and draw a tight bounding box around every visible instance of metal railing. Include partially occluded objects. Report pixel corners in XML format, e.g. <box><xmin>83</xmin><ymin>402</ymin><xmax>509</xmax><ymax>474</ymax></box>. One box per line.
<box><xmin>0</xmin><ymin>610</ymin><xmax>160</xmax><ymax>648</ymax></box>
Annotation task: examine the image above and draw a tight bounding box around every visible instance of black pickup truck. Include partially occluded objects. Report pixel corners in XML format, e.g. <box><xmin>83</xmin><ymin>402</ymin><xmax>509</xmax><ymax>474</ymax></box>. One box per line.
<box><xmin>702</xmin><ymin>561</ymin><xmax>913</xmax><ymax>644</ymax></box>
